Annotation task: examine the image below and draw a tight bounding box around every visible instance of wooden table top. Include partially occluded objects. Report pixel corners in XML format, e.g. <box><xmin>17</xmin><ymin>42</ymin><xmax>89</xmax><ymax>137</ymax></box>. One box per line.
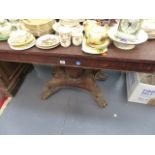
<box><xmin>0</xmin><ymin>40</ymin><xmax>155</xmax><ymax>72</ymax></box>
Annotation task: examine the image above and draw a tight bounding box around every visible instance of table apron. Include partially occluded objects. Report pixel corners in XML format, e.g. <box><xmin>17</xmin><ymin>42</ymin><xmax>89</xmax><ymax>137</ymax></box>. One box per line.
<box><xmin>0</xmin><ymin>53</ymin><xmax>155</xmax><ymax>73</ymax></box>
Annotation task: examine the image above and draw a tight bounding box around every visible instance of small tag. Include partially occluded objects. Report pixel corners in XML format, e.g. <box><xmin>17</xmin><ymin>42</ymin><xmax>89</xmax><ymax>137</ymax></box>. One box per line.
<box><xmin>60</xmin><ymin>60</ymin><xmax>66</xmax><ymax>65</ymax></box>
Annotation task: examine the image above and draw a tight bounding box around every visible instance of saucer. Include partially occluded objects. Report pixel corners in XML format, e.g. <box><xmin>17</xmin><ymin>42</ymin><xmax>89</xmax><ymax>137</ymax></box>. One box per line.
<box><xmin>8</xmin><ymin>30</ymin><xmax>35</xmax><ymax>47</ymax></box>
<box><xmin>82</xmin><ymin>38</ymin><xmax>108</xmax><ymax>54</ymax></box>
<box><xmin>36</xmin><ymin>43</ymin><xmax>60</xmax><ymax>49</ymax></box>
<box><xmin>88</xmin><ymin>39</ymin><xmax>110</xmax><ymax>49</ymax></box>
<box><xmin>9</xmin><ymin>39</ymin><xmax>36</xmax><ymax>50</ymax></box>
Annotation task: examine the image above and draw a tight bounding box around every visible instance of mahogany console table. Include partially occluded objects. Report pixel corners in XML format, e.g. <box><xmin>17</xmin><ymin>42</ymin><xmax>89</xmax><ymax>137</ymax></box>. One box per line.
<box><xmin>0</xmin><ymin>41</ymin><xmax>155</xmax><ymax>107</ymax></box>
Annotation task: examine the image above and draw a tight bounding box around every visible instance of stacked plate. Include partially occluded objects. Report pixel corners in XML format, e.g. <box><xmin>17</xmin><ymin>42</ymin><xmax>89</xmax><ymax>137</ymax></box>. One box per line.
<box><xmin>36</xmin><ymin>34</ymin><xmax>60</xmax><ymax>49</ymax></box>
<box><xmin>8</xmin><ymin>30</ymin><xmax>36</xmax><ymax>50</ymax></box>
<box><xmin>108</xmin><ymin>26</ymin><xmax>148</xmax><ymax>50</ymax></box>
<box><xmin>22</xmin><ymin>19</ymin><xmax>55</xmax><ymax>37</ymax></box>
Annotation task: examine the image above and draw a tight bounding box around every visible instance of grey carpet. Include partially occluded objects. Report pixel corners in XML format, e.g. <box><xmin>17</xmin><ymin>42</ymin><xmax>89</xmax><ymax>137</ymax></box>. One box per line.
<box><xmin>0</xmin><ymin>65</ymin><xmax>155</xmax><ymax>135</ymax></box>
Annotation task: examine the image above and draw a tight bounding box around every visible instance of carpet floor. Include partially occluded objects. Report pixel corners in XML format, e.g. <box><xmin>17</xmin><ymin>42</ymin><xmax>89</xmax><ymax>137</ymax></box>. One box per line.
<box><xmin>0</xmin><ymin>66</ymin><xmax>155</xmax><ymax>135</ymax></box>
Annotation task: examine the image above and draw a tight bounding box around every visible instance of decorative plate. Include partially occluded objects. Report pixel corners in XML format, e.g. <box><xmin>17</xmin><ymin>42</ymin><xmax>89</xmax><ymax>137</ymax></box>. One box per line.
<box><xmin>8</xmin><ymin>30</ymin><xmax>35</xmax><ymax>47</ymax></box>
<box><xmin>9</xmin><ymin>39</ymin><xmax>36</xmax><ymax>50</ymax></box>
<box><xmin>36</xmin><ymin>34</ymin><xmax>60</xmax><ymax>49</ymax></box>
<box><xmin>88</xmin><ymin>39</ymin><xmax>110</xmax><ymax>49</ymax></box>
<box><xmin>82</xmin><ymin>38</ymin><xmax>108</xmax><ymax>54</ymax></box>
<box><xmin>36</xmin><ymin>43</ymin><xmax>60</xmax><ymax>49</ymax></box>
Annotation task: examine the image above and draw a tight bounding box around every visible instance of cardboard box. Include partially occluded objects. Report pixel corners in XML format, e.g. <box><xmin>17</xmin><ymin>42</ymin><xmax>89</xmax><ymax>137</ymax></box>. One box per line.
<box><xmin>126</xmin><ymin>72</ymin><xmax>155</xmax><ymax>104</ymax></box>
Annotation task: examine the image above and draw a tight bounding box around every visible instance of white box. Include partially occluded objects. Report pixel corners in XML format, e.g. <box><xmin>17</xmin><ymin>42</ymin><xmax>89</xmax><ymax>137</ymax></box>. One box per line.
<box><xmin>126</xmin><ymin>72</ymin><xmax>155</xmax><ymax>104</ymax></box>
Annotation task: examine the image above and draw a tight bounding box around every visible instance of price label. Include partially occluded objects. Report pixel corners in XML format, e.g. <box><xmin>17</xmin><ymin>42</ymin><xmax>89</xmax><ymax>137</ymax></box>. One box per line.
<box><xmin>60</xmin><ymin>60</ymin><xmax>66</xmax><ymax>65</ymax></box>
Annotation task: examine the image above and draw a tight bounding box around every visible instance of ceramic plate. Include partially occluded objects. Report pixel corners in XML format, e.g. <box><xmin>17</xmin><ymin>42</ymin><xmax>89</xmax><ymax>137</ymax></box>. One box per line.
<box><xmin>36</xmin><ymin>43</ymin><xmax>60</xmax><ymax>49</ymax></box>
<box><xmin>8</xmin><ymin>30</ymin><xmax>35</xmax><ymax>47</ymax></box>
<box><xmin>108</xmin><ymin>26</ymin><xmax>148</xmax><ymax>44</ymax></box>
<box><xmin>88</xmin><ymin>39</ymin><xmax>110</xmax><ymax>49</ymax></box>
<box><xmin>82</xmin><ymin>39</ymin><xmax>107</xmax><ymax>55</ymax></box>
<box><xmin>9</xmin><ymin>39</ymin><xmax>36</xmax><ymax>50</ymax></box>
<box><xmin>36</xmin><ymin>34</ymin><xmax>60</xmax><ymax>48</ymax></box>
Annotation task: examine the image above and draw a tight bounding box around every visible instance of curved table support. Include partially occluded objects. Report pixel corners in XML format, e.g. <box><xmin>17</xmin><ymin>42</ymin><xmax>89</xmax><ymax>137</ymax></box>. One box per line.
<box><xmin>41</xmin><ymin>67</ymin><xmax>107</xmax><ymax>108</ymax></box>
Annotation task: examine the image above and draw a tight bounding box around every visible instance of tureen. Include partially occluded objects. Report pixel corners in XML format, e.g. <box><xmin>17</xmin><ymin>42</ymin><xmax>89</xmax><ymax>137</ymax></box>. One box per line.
<box><xmin>108</xmin><ymin>19</ymin><xmax>148</xmax><ymax>50</ymax></box>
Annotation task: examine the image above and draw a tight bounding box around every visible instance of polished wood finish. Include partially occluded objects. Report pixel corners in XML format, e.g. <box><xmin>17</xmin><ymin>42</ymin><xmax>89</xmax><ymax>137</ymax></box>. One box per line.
<box><xmin>0</xmin><ymin>61</ymin><xmax>32</xmax><ymax>96</ymax></box>
<box><xmin>0</xmin><ymin>40</ymin><xmax>155</xmax><ymax>107</ymax></box>
<box><xmin>0</xmin><ymin>40</ymin><xmax>155</xmax><ymax>73</ymax></box>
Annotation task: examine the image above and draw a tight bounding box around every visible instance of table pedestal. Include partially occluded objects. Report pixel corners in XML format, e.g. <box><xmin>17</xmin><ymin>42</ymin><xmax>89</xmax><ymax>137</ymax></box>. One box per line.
<box><xmin>41</xmin><ymin>67</ymin><xmax>107</xmax><ymax>108</ymax></box>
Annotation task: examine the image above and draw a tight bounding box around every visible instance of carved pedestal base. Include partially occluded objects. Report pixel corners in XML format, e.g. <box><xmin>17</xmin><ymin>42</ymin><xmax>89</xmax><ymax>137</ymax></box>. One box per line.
<box><xmin>41</xmin><ymin>67</ymin><xmax>107</xmax><ymax>108</ymax></box>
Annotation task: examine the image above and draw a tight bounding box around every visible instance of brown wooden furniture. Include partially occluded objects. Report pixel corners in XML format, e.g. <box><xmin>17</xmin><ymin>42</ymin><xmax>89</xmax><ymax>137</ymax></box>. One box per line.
<box><xmin>0</xmin><ymin>40</ymin><xmax>155</xmax><ymax>107</ymax></box>
<box><xmin>0</xmin><ymin>61</ymin><xmax>31</xmax><ymax>97</ymax></box>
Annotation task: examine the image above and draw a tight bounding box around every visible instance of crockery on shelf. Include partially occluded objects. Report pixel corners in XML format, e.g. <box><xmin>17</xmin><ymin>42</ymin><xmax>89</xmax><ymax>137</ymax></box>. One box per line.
<box><xmin>72</xmin><ymin>28</ymin><xmax>83</xmax><ymax>46</ymax></box>
<box><xmin>88</xmin><ymin>38</ymin><xmax>110</xmax><ymax>49</ymax></box>
<box><xmin>82</xmin><ymin>20</ymin><xmax>110</xmax><ymax>54</ymax></box>
<box><xmin>115</xmin><ymin>19</ymin><xmax>143</xmax><ymax>43</ymax></box>
<box><xmin>9</xmin><ymin>39</ymin><xmax>36</xmax><ymax>50</ymax></box>
<box><xmin>53</xmin><ymin>20</ymin><xmax>83</xmax><ymax>34</ymax></box>
<box><xmin>59</xmin><ymin>27</ymin><xmax>72</xmax><ymax>47</ymax></box>
<box><xmin>84</xmin><ymin>20</ymin><xmax>109</xmax><ymax>45</ymax></box>
<box><xmin>82</xmin><ymin>38</ymin><xmax>108</xmax><ymax>54</ymax></box>
<box><xmin>36</xmin><ymin>34</ymin><xmax>60</xmax><ymax>49</ymax></box>
<box><xmin>108</xmin><ymin>25</ymin><xmax>148</xmax><ymax>50</ymax></box>
<box><xmin>22</xmin><ymin>19</ymin><xmax>55</xmax><ymax>37</ymax></box>
<box><xmin>0</xmin><ymin>19</ymin><xmax>12</xmax><ymax>41</ymax></box>
<box><xmin>113</xmin><ymin>41</ymin><xmax>135</xmax><ymax>50</ymax></box>
<box><xmin>8</xmin><ymin>30</ymin><xmax>34</xmax><ymax>46</ymax></box>
<box><xmin>8</xmin><ymin>30</ymin><xmax>36</xmax><ymax>50</ymax></box>
<box><xmin>8</xmin><ymin>19</ymin><xmax>22</xmax><ymax>31</ymax></box>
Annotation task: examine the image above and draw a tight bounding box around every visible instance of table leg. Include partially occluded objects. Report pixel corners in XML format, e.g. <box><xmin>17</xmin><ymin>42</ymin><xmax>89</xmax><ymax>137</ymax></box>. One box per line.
<box><xmin>41</xmin><ymin>67</ymin><xmax>107</xmax><ymax>108</ymax></box>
